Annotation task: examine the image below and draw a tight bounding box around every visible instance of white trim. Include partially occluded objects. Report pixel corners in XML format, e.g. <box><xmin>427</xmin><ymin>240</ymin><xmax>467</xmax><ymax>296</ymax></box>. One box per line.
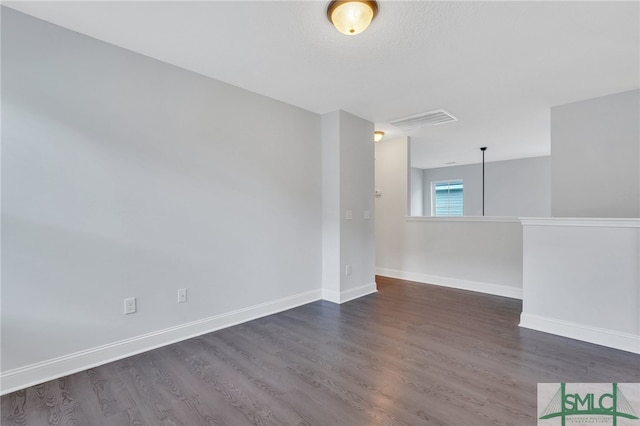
<box><xmin>0</xmin><ymin>289</ymin><xmax>322</xmax><ymax>395</ymax></box>
<box><xmin>406</xmin><ymin>216</ymin><xmax>521</xmax><ymax>223</ymax></box>
<box><xmin>376</xmin><ymin>268</ymin><xmax>522</xmax><ymax>299</ymax></box>
<box><xmin>519</xmin><ymin>217</ymin><xmax>640</xmax><ymax>228</ymax></box>
<box><xmin>322</xmin><ymin>282</ymin><xmax>378</xmax><ymax>304</ymax></box>
<box><xmin>519</xmin><ymin>313</ymin><xmax>640</xmax><ymax>354</ymax></box>
<box><xmin>339</xmin><ymin>282</ymin><xmax>378</xmax><ymax>303</ymax></box>
<box><xmin>321</xmin><ymin>288</ymin><xmax>341</xmax><ymax>304</ymax></box>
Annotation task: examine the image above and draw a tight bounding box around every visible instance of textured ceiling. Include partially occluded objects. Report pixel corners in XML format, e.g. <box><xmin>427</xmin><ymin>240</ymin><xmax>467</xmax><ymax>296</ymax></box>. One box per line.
<box><xmin>4</xmin><ymin>1</ymin><xmax>640</xmax><ymax>168</ymax></box>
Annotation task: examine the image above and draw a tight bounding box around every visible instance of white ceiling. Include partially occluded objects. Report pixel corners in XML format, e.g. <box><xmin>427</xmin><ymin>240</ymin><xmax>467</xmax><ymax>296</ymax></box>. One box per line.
<box><xmin>4</xmin><ymin>1</ymin><xmax>639</xmax><ymax>169</ymax></box>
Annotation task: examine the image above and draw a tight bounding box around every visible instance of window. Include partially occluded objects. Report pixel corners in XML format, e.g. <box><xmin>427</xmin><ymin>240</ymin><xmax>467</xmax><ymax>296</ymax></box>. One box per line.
<box><xmin>432</xmin><ymin>180</ymin><xmax>463</xmax><ymax>216</ymax></box>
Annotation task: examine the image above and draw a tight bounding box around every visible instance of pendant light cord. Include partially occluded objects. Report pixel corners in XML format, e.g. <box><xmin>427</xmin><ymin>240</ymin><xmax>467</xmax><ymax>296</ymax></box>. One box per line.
<box><xmin>481</xmin><ymin>147</ymin><xmax>487</xmax><ymax>216</ymax></box>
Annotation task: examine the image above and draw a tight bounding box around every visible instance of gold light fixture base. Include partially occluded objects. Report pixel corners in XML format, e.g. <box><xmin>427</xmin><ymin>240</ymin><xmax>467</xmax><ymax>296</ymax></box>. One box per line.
<box><xmin>327</xmin><ymin>0</ymin><xmax>379</xmax><ymax>35</ymax></box>
<box><xmin>374</xmin><ymin>130</ymin><xmax>385</xmax><ymax>142</ymax></box>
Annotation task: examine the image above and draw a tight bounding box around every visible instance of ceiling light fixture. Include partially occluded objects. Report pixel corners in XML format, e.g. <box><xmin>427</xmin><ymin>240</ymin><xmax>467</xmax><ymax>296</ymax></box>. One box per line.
<box><xmin>374</xmin><ymin>131</ymin><xmax>385</xmax><ymax>142</ymax></box>
<box><xmin>327</xmin><ymin>0</ymin><xmax>378</xmax><ymax>35</ymax></box>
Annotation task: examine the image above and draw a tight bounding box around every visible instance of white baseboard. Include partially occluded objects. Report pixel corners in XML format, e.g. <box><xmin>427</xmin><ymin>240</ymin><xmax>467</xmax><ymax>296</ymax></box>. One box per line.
<box><xmin>322</xmin><ymin>282</ymin><xmax>377</xmax><ymax>304</ymax></box>
<box><xmin>339</xmin><ymin>282</ymin><xmax>377</xmax><ymax>303</ymax></box>
<box><xmin>322</xmin><ymin>288</ymin><xmax>341</xmax><ymax>303</ymax></box>
<box><xmin>519</xmin><ymin>313</ymin><xmax>640</xmax><ymax>354</ymax></box>
<box><xmin>0</xmin><ymin>289</ymin><xmax>322</xmax><ymax>395</ymax></box>
<box><xmin>376</xmin><ymin>268</ymin><xmax>523</xmax><ymax>300</ymax></box>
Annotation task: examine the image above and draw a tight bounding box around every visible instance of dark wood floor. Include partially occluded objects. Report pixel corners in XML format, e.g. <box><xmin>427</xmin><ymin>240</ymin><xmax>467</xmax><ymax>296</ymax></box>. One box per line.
<box><xmin>3</xmin><ymin>276</ymin><xmax>639</xmax><ymax>425</ymax></box>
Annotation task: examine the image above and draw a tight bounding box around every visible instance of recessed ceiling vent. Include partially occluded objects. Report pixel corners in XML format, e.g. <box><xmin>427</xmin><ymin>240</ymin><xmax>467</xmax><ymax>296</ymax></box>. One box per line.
<box><xmin>388</xmin><ymin>109</ymin><xmax>457</xmax><ymax>130</ymax></box>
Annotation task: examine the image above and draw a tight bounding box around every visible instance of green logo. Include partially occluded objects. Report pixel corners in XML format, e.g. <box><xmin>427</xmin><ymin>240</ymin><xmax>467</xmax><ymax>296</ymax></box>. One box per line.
<box><xmin>539</xmin><ymin>383</ymin><xmax>639</xmax><ymax>426</ymax></box>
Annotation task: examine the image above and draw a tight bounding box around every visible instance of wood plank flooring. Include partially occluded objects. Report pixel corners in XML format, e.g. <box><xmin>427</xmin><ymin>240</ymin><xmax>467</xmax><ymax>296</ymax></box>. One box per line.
<box><xmin>3</xmin><ymin>276</ymin><xmax>639</xmax><ymax>425</ymax></box>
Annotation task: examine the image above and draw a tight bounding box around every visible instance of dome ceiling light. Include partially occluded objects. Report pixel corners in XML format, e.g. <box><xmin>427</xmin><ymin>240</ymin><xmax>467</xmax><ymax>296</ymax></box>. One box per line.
<box><xmin>327</xmin><ymin>0</ymin><xmax>379</xmax><ymax>36</ymax></box>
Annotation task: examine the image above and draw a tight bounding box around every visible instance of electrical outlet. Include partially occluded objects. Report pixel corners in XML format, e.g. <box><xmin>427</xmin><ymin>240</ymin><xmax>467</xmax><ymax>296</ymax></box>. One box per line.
<box><xmin>177</xmin><ymin>288</ymin><xmax>187</xmax><ymax>303</ymax></box>
<box><xmin>363</xmin><ymin>210</ymin><xmax>371</xmax><ymax>220</ymax></box>
<box><xmin>345</xmin><ymin>264</ymin><xmax>351</xmax><ymax>276</ymax></box>
<box><xmin>124</xmin><ymin>297</ymin><xmax>136</xmax><ymax>315</ymax></box>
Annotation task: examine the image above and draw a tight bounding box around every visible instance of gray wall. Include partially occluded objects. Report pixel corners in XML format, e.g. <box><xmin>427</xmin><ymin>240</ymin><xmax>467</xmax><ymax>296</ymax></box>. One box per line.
<box><xmin>321</xmin><ymin>110</ymin><xmax>376</xmax><ymax>302</ymax></box>
<box><xmin>551</xmin><ymin>89</ymin><xmax>640</xmax><ymax>218</ymax></box>
<box><xmin>2</xmin><ymin>9</ymin><xmax>322</xmax><ymax>371</ymax></box>
<box><xmin>409</xmin><ymin>167</ymin><xmax>424</xmax><ymax>216</ymax></box>
<box><xmin>339</xmin><ymin>112</ymin><xmax>376</xmax><ymax>295</ymax></box>
<box><xmin>417</xmin><ymin>156</ymin><xmax>551</xmax><ymax>217</ymax></box>
<box><xmin>521</xmin><ymin>219</ymin><xmax>640</xmax><ymax>352</ymax></box>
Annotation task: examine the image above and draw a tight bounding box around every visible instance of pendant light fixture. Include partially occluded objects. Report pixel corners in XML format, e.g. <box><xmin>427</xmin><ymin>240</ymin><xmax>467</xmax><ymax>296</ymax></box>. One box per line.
<box><xmin>374</xmin><ymin>131</ymin><xmax>385</xmax><ymax>142</ymax></box>
<box><xmin>327</xmin><ymin>0</ymin><xmax>379</xmax><ymax>35</ymax></box>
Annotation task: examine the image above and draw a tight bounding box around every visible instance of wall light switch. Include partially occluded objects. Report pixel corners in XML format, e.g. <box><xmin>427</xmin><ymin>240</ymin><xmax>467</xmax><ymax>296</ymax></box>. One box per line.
<box><xmin>345</xmin><ymin>264</ymin><xmax>352</xmax><ymax>276</ymax></box>
<box><xmin>177</xmin><ymin>288</ymin><xmax>187</xmax><ymax>303</ymax></box>
<box><xmin>124</xmin><ymin>297</ymin><xmax>136</xmax><ymax>315</ymax></box>
<box><xmin>363</xmin><ymin>210</ymin><xmax>371</xmax><ymax>220</ymax></box>
<box><xmin>346</xmin><ymin>210</ymin><xmax>353</xmax><ymax>220</ymax></box>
